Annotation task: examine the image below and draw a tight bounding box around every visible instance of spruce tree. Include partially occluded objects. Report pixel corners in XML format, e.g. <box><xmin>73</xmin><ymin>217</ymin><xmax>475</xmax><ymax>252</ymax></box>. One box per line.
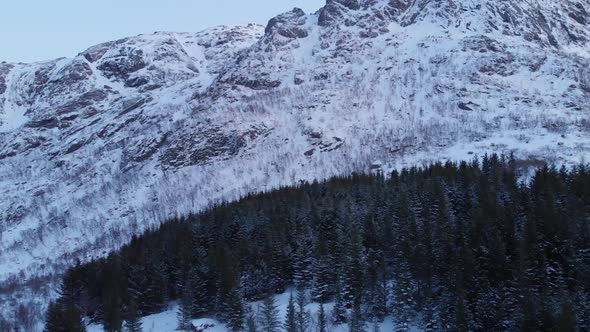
<box><xmin>317</xmin><ymin>302</ymin><xmax>327</xmax><ymax>332</ymax></box>
<box><xmin>348</xmin><ymin>302</ymin><xmax>364</xmax><ymax>332</ymax></box>
<box><xmin>65</xmin><ymin>302</ymin><xmax>88</xmax><ymax>332</ymax></box>
<box><xmin>342</xmin><ymin>234</ymin><xmax>364</xmax><ymax>310</ymax></box>
<box><xmin>332</xmin><ymin>287</ymin><xmax>347</xmax><ymax>325</ymax></box>
<box><xmin>44</xmin><ymin>300</ymin><xmax>87</xmax><ymax>332</ymax></box>
<box><xmin>190</xmin><ymin>268</ymin><xmax>210</xmax><ymax>316</ymax></box>
<box><xmin>393</xmin><ymin>262</ymin><xmax>413</xmax><ymax>331</ymax></box>
<box><xmin>367</xmin><ymin>277</ymin><xmax>388</xmax><ymax>321</ymax></box>
<box><xmin>142</xmin><ymin>260</ymin><xmax>168</xmax><ymax>314</ymax></box>
<box><xmin>284</xmin><ymin>294</ymin><xmax>297</xmax><ymax>332</ymax></box>
<box><xmin>46</xmin><ymin>272</ymin><xmax>87</xmax><ymax>332</ymax></box>
<box><xmin>557</xmin><ymin>300</ymin><xmax>577</xmax><ymax>332</ymax></box>
<box><xmin>44</xmin><ymin>301</ymin><xmax>65</xmax><ymax>332</ymax></box>
<box><xmin>292</xmin><ymin>238</ymin><xmax>313</xmax><ymax>289</ymax></box>
<box><xmin>452</xmin><ymin>292</ymin><xmax>469</xmax><ymax>332</ymax></box>
<box><xmin>258</xmin><ymin>294</ymin><xmax>280</xmax><ymax>332</ymax></box>
<box><xmin>311</xmin><ymin>257</ymin><xmax>333</xmax><ymax>303</ymax></box>
<box><xmin>102</xmin><ymin>295</ymin><xmax>123</xmax><ymax>332</ymax></box>
<box><xmin>371</xmin><ymin>318</ymin><xmax>380</xmax><ymax>332</ymax></box>
<box><xmin>296</xmin><ymin>288</ymin><xmax>310</xmax><ymax>332</ymax></box>
<box><xmin>247</xmin><ymin>313</ymin><xmax>258</xmax><ymax>332</ymax></box>
<box><xmin>225</xmin><ymin>287</ymin><xmax>245</xmax><ymax>332</ymax></box>
<box><xmin>177</xmin><ymin>281</ymin><xmax>193</xmax><ymax>330</ymax></box>
<box><xmin>124</xmin><ymin>299</ymin><xmax>142</xmax><ymax>332</ymax></box>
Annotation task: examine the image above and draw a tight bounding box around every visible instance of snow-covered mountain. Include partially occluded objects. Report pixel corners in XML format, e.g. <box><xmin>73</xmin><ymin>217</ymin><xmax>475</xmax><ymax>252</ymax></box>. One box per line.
<box><xmin>1</xmin><ymin>0</ymin><xmax>589</xmax><ymax>322</ymax></box>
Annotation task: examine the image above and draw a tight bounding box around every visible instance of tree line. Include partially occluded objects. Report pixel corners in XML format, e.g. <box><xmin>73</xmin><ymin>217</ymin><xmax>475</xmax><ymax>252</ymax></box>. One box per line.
<box><xmin>44</xmin><ymin>154</ymin><xmax>590</xmax><ymax>331</ymax></box>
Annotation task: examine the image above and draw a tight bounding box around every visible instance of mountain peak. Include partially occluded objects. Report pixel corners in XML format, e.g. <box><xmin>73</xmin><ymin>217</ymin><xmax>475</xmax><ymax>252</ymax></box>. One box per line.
<box><xmin>265</xmin><ymin>7</ymin><xmax>308</xmax><ymax>39</ymax></box>
<box><xmin>312</xmin><ymin>0</ymin><xmax>589</xmax><ymax>48</ymax></box>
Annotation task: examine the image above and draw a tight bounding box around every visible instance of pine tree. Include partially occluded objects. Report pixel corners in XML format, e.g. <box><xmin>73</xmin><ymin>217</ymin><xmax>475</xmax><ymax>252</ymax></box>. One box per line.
<box><xmin>311</xmin><ymin>209</ymin><xmax>338</xmax><ymax>302</ymax></box>
<box><xmin>296</xmin><ymin>289</ymin><xmax>310</xmax><ymax>332</ymax></box>
<box><xmin>284</xmin><ymin>294</ymin><xmax>297</xmax><ymax>332</ymax></box>
<box><xmin>190</xmin><ymin>268</ymin><xmax>210</xmax><ymax>316</ymax></box>
<box><xmin>452</xmin><ymin>292</ymin><xmax>469</xmax><ymax>332</ymax></box>
<box><xmin>44</xmin><ymin>301</ymin><xmax>65</xmax><ymax>332</ymax></box>
<box><xmin>247</xmin><ymin>313</ymin><xmax>258</xmax><ymax>332</ymax></box>
<box><xmin>317</xmin><ymin>302</ymin><xmax>327</xmax><ymax>332</ymax></box>
<box><xmin>177</xmin><ymin>281</ymin><xmax>193</xmax><ymax>330</ymax></box>
<box><xmin>225</xmin><ymin>287</ymin><xmax>245</xmax><ymax>332</ymax></box>
<box><xmin>341</xmin><ymin>231</ymin><xmax>365</xmax><ymax>316</ymax></box>
<box><xmin>367</xmin><ymin>277</ymin><xmax>388</xmax><ymax>321</ymax></box>
<box><xmin>124</xmin><ymin>300</ymin><xmax>142</xmax><ymax>332</ymax></box>
<box><xmin>44</xmin><ymin>300</ymin><xmax>87</xmax><ymax>332</ymax></box>
<box><xmin>127</xmin><ymin>265</ymin><xmax>147</xmax><ymax>314</ymax></box>
<box><xmin>423</xmin><ymin>304</ymin><xmax>437</xmax><ymax>332</ymax></box>
<box><xmin>393</xmin><ymin>262</ymin><xmax>413</xmax><ymax>332</ymax></box>
<box><xmin>258</xmin><ymin>294</ymin><xmax>280</xmax><ymax>332</ymax></box>
<box><xmin>332</xmin><ymin>287</ymin><xmax>347</xmax><ymax>325</ymax></box>
<box><xmin>45</xmin><ymin>271</ymin><xmax>87</xmax><ymax>332</ymax></box>
<box><xmin>557</xmin><ymin>300</ymin><xmax>577</xmax><ymax>332</ymax></box>
<box><xmin>269</xmin><ymin>238</ymin><xmax>290</xmax><ymax>293</ymax></box>
<box><xmin>371</xmin><ymin>318</ymin><xmax>380</xmax><ymax>332</ymax></box>
<box><xmin>63</xmin><ymin>302</ymin><xmax>87</xmax><ymax>332</ymax></box>
<box><xmin>213</xmin><ymin>242</ymin><xmax>239</xmax><ymax>314</ymax></box>
<box><xmin>348</xmin><ymin>302</ymin><xmax>364</xmax><ymax>332</ymax></box>
<box><xmin>311</xmin><ymin>257</ymin><xmax>333</xmax><ymax>303</ymax></box>
<box><xmin>102</xmin><ymin>294</ymin><xmax>123</xmax><ymax>332</ymax></box>
<box><xmin>292</xmin><ymin>238</ymin><xmax>313</xmax><ymax>289</ymax></box>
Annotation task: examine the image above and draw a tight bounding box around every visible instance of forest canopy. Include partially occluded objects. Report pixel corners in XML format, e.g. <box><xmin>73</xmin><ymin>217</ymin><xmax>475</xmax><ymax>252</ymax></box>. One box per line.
<box><xmin>45</xmin><ymin>155</ymin><xmax>590</xmax><ymax>331</ymax></box>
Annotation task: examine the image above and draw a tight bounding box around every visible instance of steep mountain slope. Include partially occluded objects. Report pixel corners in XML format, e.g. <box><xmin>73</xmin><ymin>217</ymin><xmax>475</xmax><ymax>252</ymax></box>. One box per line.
<box><xmin>1</xmin><ymin>0</ymin><xmax>589</xmax><ymax>322</ymax></box>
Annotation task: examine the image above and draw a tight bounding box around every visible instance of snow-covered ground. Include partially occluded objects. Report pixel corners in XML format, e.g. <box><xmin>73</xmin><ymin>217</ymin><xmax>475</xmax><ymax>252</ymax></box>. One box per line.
<box><xmin>86</xmin><ymin>290</ymin><xmax>421</xmax><ymax>332</ymax></box>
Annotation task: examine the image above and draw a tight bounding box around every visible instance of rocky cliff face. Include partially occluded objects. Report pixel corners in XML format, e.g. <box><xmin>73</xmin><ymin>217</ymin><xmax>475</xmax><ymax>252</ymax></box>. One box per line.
<box><xmin>1</xmin><ymin>0</ymin><xmax>589</xmax><ymax>322</ymax></box>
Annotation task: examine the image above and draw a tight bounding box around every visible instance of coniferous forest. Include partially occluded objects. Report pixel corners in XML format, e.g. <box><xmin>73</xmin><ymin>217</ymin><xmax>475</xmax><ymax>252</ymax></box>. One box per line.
<box><xmin>45</xmin><ymin>155</ymin><xmax>590</xmax><ymax>331</ymax></box>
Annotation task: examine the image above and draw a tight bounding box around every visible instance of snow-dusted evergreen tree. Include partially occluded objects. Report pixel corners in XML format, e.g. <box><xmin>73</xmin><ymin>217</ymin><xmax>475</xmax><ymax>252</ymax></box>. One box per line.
<box><xmin>557</xmin><ymin>300</ymin><xmax>577</xmax><ymax>332</ymax></box>
<box><xmin>284</xmin><ymin>294</ymin><xmax>297</xmax><ymax>332</ymax></box>
<box><xmin>292</xmin><ymin>238</ymin><xmax>313</xmax><ymax>289</ymax></box>
<box><xmin>367</xmin><ymin>277</ymin><xmax>388</xmax><ymax>321</ymax></box>
<box><xmin>311</xmin><ymin>257</ymin><xmax>333</xmax><ymax>303</ymax></box>
<box><xmin>363</xmin><ymin>216</ymin><xmax>388</xmax><ymax>321</ymax></box>
<box><xmin>177</xmin><ymin>281</ymin><xmax>193</xmax><ymax>330</ymax></box>
<box><xmin>392</xmin><ymin>261</ymin><xmax>414</xmax><ymax>331</ymax></box>
<box><xmin>423</xmin><ymin>304</ymin><xmax>437</xmax><ymax>332</ymax></box>
<box><xmin>269</xmin><ymin>237</ymin><xmax>290</xmax><ymax>294</ymax></box>
<box><xmin>44</xmin><ymin>301</ymin><xmax>64</xmax><ymax>332</ymax></box>
<box><xmin>224</xmin><ymin>287</ymin><xmax>245</xmax><ymax>332</ymax></box>
<box><xmin>296</xmin><ymin>289</ymin><xmax>310</xmax><ymax>332</ymax></box>
<box><xmin>371</xmin><ymin>318</ymin><xmax>380</xmax><ymax>332</ymax></box>
<box><xmin>188</xmin><ymin>265</ymin><xmax>210</xmax><ymax>316</ymax></box>
<box><xmin>311</xmin><ymin>209</ymin><xmax>338</xmax><ymax>302</ymax></box>
<box><xmin>348</xmin><ymin>302</ymin><xmax>364</xmax><ymax>332</ymax></box>
<box><xmin>247</xmin><ymin>313</ymin><xmax>258</xmax><ymax>332</ymax></box>
<box><xmin>450</xmin><ymin>291</ymin><xmax>469</xmax><ymax>332</ymax></box>
<box><xmin>342</xmin><ymin>234</ymin><xmax>364</xmax><ymax>309</ymax></box>
<box><xmin>332</xmin><ymin>286</ymin><xmax>347</xmax><ymax>325</ymax></box>
<box><xmin>44</xmin><ymin>300</ymin><xmax>86</xmax><ymax>332</ymax></box>
<box><xmin>258</xmin><ymin>294</ymin><xmax>280</xmax><ymax>332</ymax></box>
<box><xmin>317</xmin><ymin>302</ymin><xmax>327</xmax><ymax>332</ymax></box>
<box><xmin>124</xmin><ymin>299</ymin><xmax>142</xmax><ymax>332</ymax></box>
<box><xmin>45</xmin><ymin>270</ymin><xmax>88</xmax><ymax>332</ymax></box>
<box><xmin>141</xmin><ymin>259</ymin><xmax>168</xmax><ymax>315</ymax></box>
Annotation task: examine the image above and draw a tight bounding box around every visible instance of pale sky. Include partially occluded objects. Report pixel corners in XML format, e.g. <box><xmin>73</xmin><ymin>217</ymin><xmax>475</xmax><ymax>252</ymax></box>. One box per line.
<box><xmin>0</xmin><ymin>0</ymin><xmax>322</xmax><ymax>63</ymax></box>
